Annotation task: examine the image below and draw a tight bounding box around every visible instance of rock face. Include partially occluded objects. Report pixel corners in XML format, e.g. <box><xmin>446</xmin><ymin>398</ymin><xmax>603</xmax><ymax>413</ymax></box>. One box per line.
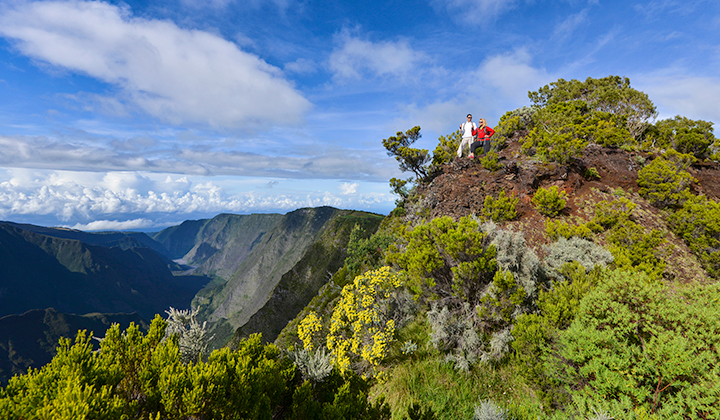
<box><xmin>415</xmin><ymin>140</ymin><xmax>720</xmax><ymax>221</ymax></box>
<box><xmin>233</xmin><ymin>210</ymin><xmax>382</xmax><ymax>344</ymax></box>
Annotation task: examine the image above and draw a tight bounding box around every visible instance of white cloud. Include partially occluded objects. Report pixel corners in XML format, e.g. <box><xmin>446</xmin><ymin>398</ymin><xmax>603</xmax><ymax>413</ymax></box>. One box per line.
<box><xmin>474</xmin><ymin>48</ymin><xmax>552</xmax><ymax>105</ymax></box>
<box><xmin>0</xmin><ymin>0</ymin><xmax>311</xmax><ymax>129</ymax></box>
<box><xmin>0</xmin><ymin>169</ymin><xmax>394</xmax><ymax>226</ymax></box>
<box><xmin>329</xmin><ymin>32</ymin><xmax>425</xmax><ymax>81</ymax></box>
<box><xmin>397</xmin><ymin>99</ymin><xmax>478</xmax><ymax>135</ymax></box>
<box><xmin>285</xmin><ymin>58</ymin><xmax>317</xmax><ymax>74</ymax></box>
<box><xmin>0</xmin><ymin>135</ymin><xmax>397</xmax><ymax>181</ymax></box>
<box><xmin>394</xmin><ymin>48</ymin><xmax>551</xmax><ymax>135</ymax></box>
<box><xmin>430</xmin><ymin>0</ymin><xmax>518</xmax><ymax>21</ymax></box>
<box><xmin>69</xmin><ymin>218</ymin><xmax>154</xmax><ymax>231</ymax></box>
<box><xmin>339</xmin><ymin>182</ymin><xmax>358</xmax><ymax>194</ymax></box>
<box><xmin>637</xmin><ymin>75</ymin><xmax>720</xmax><ymax>123</ymax></box>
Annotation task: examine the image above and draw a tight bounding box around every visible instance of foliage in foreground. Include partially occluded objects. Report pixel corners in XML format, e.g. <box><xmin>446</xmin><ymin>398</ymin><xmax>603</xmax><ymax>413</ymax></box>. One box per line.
<box><xmin>0</xmin><ymin>317</ymin><xmax>390</xmax><ymax>420</ymax></box>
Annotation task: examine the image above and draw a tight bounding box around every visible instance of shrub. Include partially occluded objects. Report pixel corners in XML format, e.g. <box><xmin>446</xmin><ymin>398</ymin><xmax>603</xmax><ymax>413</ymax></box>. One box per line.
<box><xmin>0</xmin><ymin>319</ymin><xmax>298</xmax><ymax>420</ymax></box>
<box><xmin>164</xmin><ymin>307</ymin><xmax>214</xmax><ymax>364</ymax></box>
<box><xmin>584</xmin><ymin>167</ymin><xmax>600</xmax><ymax>179</ymax></box>
<box><xmin>386</xmin><ymin>216</ymin><xmax>497</xmax><ymax>303</ymax></box>
<box><xmin>488</xmin><ymin>107</ymin><xmax>536</xmax><ymax>153</ymax></box>
<box><xmin>484</xmin><ymin>223</ymin><xmax>545</xmax><ymax>301</ymax></box>
<box><xmin>326</xmin><ymin>267</ymin><xmax>405</xmax><ymax>376</ymax></box>
<box><xmin>606</xmin><ymin>219</ymin><xmax>666</xmax><ymax>280</ymax></box>
<box><xmin>545</xmin><ymin>219</ymin><xmax>597</xmax><ymax>241</ymax></box>
<box><xmin>297</xmin><ymin>311</ymin><xmax>323</xmax><ymax>350</ymax></box>
<box><xmin>382</xmin><ymin>126</ymin><xmax>430</xmax><ymax>181</ymax></box>
<box><xmin>521</xmin><ymin>101</ymin><xmax>590</xmax><ymax>163</ymax></box>
<box><xmin>532</xmin><ymin>186</ymin><xmax>568</xmax><ymax>217</ymax></box>
<box><xmin>345</xmin><ymin>225</ymin><xmax>394</xmax><ymax>278</ymax></box>
<box><xmin>427</xmin><ymin>303</ymin><xmax>482</xmax><ymax>371</ymax></box>
<box><xmin>592</xmin><ymin>197</ymin><xmax>636</xmax><ymax>229</ymax></box>
<box><xmin>290</xmin><ymin>370</ymin><xmax>391</xmax><ymax>419</ymax></box>
<box><xmin>473</xmin><ymin>399</ymin><xmax>509</xmax><ymax>420</ymax></box>
<box><xmin>644</xmin><ymin>115</ymin><xmax>717</xmax><ymax>158</ymax></box>
<box><xmin>481</xmin><ymin>191</ymin><xmax>518</xmax><ymax>222</ymax></box>
<box><xmin>668</xmin><ymin>194</ymin><xmax>720</xmax><ymax>278</ymax></box>
<box><xmin>637</xmin><ymin>150</ymin><xmax>696</xmax><ymax>208</ymax></box>
<box><xmin>554</xmin><ymin>271</ymin><xmax>720</xmax><ymax>418</ymax></box>
<box><xmin>291</xmin><ymin>347</ymin><xmax>334</xmax><ymax>382</ymax></box>
<box><xmin>512</xmin><ymin>263</ymin><xmax>600</xmax><ymax>409</ymax></box>
<box><xmin>543</xmin><ymin>237</ymin><xmax>613</xmax><ymax>276</ymax></box>
<box><xmin>479</xmin><ymin>150</ymin><xmax>501</xmax><ymax>171</ymax></box>
<box><xmin>430</xmin><ymin>130</ymin><xmax>462</xmax><ymax>173</ymax></box>
<box><xmin>528</xmin><ymin>75</ymin><xmax>657</xmax><ymax>141</ymax></box>
<box><xmin>477</xmin><ymin>270</ymin><xmax>527</xmax><ymax>334</ymax></box>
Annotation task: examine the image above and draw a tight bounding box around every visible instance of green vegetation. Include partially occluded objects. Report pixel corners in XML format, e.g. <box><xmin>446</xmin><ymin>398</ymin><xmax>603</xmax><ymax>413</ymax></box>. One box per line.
<box><xmin>0</xmin><ymin>318</ymin><xmax>390</xmax><ymax>420</ymax></box>
<box><xmin>5</xmin><ymin>75</ymin><xmax>720</xmax><ymax>420</ymax></box>
<box><xmin>668</xmin><ymin>194</ymin><xmax>720</xmax><ymax>277</ymax></box>
<box><xmin>644</xmin><ymin>115</ymin><xmax>718</xmax><ymax>159</ymax></box>
<box><xmin>531</xmin><ymin>186</ymin><xmax>568</xmax><ymax>217</ymax></box>
<box><xmin>637</xmin><ymin>150</ymin><xmax>696</xmax><ymax>208</ymax></box>
<box><xmin>382</xmin><ymin>126</ymin><xmax>430</xmax><ymax>181</ymax></box>
<box><xmin>482</xmin><ymin>191</ymin><xmax>518</xmax><ymax>223</ymax></box>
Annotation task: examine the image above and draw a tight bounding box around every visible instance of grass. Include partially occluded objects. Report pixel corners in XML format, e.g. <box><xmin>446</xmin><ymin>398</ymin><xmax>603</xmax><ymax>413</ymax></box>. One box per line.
<box><xmin>370</xmin><ymin>317</ymin><xmax>544</xmax><ymax>420</ymax></box>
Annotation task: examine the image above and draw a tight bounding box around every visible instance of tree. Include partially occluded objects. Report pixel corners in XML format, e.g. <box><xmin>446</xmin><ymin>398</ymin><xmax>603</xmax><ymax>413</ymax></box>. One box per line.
<box><xmin>644</xmin><ymin>116</ymin><xmax>717</xmax><ymax>159</ymax></box>
<box><xmin>382</xmin><ymin>126</ymin><xmax>430</xmax><ymax>181</ymax></box>
<box><xmin>528</xmin><ymin>76</ymin><xmax>657</xmax><ymax>141</ymax></box>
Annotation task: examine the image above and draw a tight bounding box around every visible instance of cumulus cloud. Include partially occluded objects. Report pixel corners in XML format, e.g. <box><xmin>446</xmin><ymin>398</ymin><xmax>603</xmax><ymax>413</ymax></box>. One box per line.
<box><xmin>0</xmin><ymin>169</ymin><xmax>394</xmax><ymax>227</ymax></box>
<box><xmin>0</xmin><ymin>0</ymin><xmax>311</xmax><ymax>128</ymax></box>
<box><xmin>69</xmin><ymin>218</ymin><xmax>155</xmax><ymax>231</ymax></box>
<box><xmin>329</xmin><ymin>32</ymin><xmax>425</xmax><ymax>81</ymax></box>
<box><xmin>474</xmin><ymin>48</ymin><xmax>552</xmax><ymax>105</ymax></box>
<box><xmin>394</xmin><ymin>48</ymin><xmax>551</xmax><ymax>134</ymax></box>
<box><xmin>339</xmin><ymin>182</ymin><xmax>358</xmax><ymax>194</ymax></box>
<box><xmin>284</xmin><ymin>58</ymin><xmax>318</xmax><ymax>74</ymax></box>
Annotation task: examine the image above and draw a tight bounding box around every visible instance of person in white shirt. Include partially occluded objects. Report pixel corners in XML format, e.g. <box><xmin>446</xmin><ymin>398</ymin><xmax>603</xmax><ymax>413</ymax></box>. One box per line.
<box><xmin>457</xmin><ymin>114</ymin><xmax>477</xmax><ymax>158</ymax></box>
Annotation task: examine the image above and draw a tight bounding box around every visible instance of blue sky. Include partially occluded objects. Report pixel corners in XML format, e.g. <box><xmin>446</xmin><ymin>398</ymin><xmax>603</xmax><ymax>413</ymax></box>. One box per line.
<box><xmin>0</xmin><ymin>0</ymin><xmax>718</xmax><ymax>230</ymax></box>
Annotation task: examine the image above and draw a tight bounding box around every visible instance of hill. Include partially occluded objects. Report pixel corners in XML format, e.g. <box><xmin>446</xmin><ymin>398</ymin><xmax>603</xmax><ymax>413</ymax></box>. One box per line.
<box><xmin>0</xmin><ymin>309</ymin><xmax>147</xmax><ymax>384</ymax></box>
<box><xmin>169</xmin><ymin>207</ymin><xmax>384</xmax><ymax>347</ymax></box>
<box><xmin>0</xmin><ymin>222</ymin><xmax>207</xmax><ymax>319</ymax></box>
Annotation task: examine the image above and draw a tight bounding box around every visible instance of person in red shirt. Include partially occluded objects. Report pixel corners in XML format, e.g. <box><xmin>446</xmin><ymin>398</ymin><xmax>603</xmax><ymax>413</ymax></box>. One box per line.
<box><xmin>468</xmin><ymin>118</ymin><xmax>495</xmax><ymax>159</ymax></box>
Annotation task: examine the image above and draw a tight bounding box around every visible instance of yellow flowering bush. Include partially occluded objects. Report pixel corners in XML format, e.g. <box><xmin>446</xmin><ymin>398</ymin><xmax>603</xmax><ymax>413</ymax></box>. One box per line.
<box><xmin>326</xmin><ymin>266</ymin><xmax>403</xmax><ymax>376</ymax></box>
<box><xmin>297</xmin><ymin>311</ymin><xmax>323</xmax><ymax>350</ymax></box>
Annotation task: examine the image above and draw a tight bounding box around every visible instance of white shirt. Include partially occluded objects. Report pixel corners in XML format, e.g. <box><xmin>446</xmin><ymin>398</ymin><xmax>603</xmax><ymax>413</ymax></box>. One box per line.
<box><xmin>461</xmin><ymin>121</ymin><xmax>477</xmax><ymax>138</ymax></box>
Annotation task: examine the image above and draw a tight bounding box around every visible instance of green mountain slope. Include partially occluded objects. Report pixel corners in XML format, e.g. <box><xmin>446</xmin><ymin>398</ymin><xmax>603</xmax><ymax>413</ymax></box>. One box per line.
<box><xmin>0</xmin><ymin>223</ymin><xmax>207</xmax><ymax>319</ymax></box>
<box><xmin>2</xmin><ymin>221</ymin><xmax>170</xmax><ymax>256</ymax></box>
<box><xmin>0</xmin><ymin>308</ymin><xmax>147</xmax><ymax>384</ymax></box>
<box><xmin>232</xmin><ymin>210</ymin><xmax>383</xmax><ymax>344</ymax></box>
<box><xmin>187</xmin><ymin>207</ymin><xmax>382</xmax><ymax>347</ymax></box>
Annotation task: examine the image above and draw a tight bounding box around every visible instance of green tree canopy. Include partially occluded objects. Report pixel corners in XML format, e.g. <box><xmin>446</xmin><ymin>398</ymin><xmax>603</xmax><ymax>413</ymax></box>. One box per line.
<box><xmin>529</xmin><ymin>75</ymin><xmax>657</xmax><ymax>140</ymax></box>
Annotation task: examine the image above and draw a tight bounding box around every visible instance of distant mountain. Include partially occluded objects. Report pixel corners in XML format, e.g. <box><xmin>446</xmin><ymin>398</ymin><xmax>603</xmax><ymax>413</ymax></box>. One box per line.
<box><xmin>0</xmin><ymin>222</ymin><xmax>208</xmax><ymax>319</ymax></box>
<box><xmin>151</xmin><ymin>213</ymin><xmax>284</xmax><ymax>280</ymax></box>
<box><xmin>151</xmin><ymin>207</ymin><xmax>384</xmax><ymax>347</ymax></box>
<box><xmin>0</xmin><ymin>308</ymin><xmax>147</xmax><ymax>384</ymax></box>
<box><xmin>1</xmin><ymin>221</ymin><xmax>171</xmax><ymax>257</ymax></box>
<box><xmin>193</xmin><ymin>207</ymin><xmax>382</xmax><ymax>345</ymax></box>
<box><xmin>232</xmin><ymin>210</ymin><xmax>383</xmax><ymax>344</ymax></box>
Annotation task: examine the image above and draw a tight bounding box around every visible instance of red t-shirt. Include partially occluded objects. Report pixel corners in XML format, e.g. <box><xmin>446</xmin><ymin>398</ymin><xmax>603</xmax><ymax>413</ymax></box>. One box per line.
<box><xmin>473</xmin><ymin>126</ymin><xmax>495</xmax><ymax>141</ymax></box>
